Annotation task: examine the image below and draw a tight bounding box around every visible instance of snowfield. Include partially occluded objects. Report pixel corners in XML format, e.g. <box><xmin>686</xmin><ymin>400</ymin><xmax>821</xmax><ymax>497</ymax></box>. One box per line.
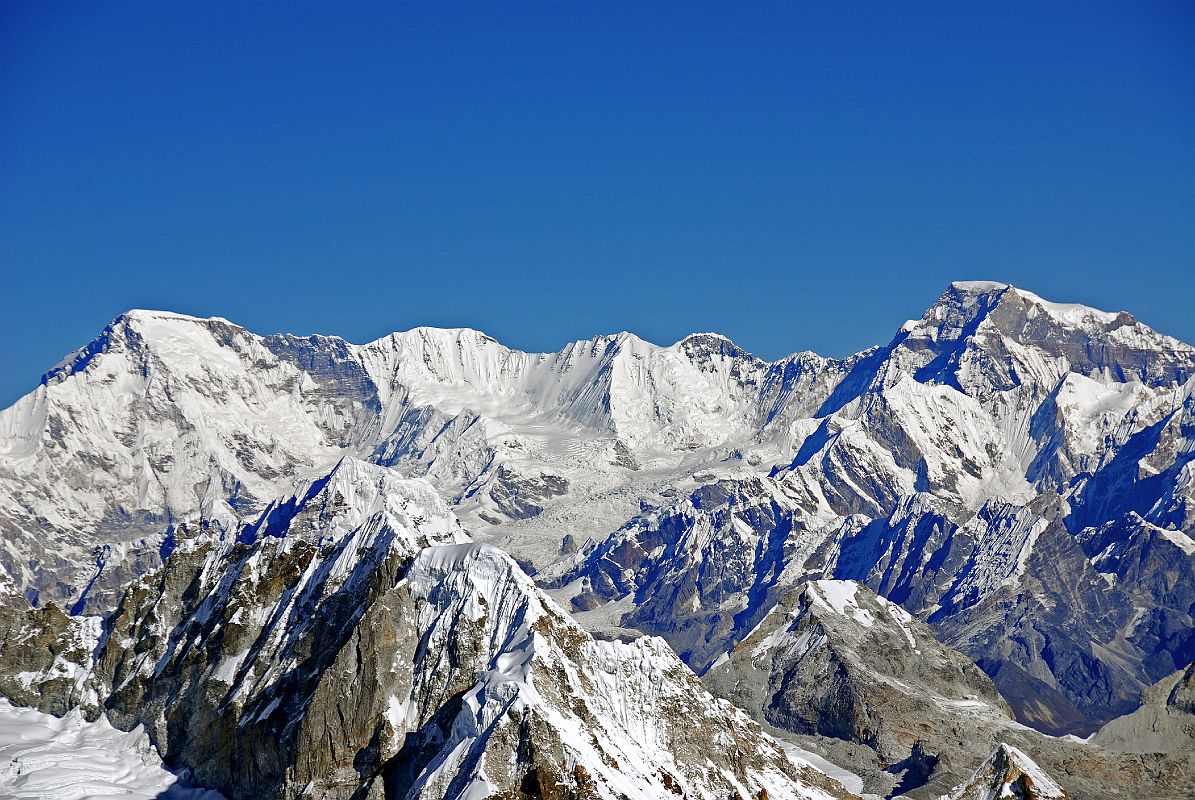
<box><xmin>0</xmin><ymin>699</ymin><xmax>224</xmax><ymax>799</ymax></box>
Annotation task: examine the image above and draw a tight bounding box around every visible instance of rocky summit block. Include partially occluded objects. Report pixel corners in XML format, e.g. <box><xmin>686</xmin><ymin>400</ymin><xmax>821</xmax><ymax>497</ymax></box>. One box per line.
<box><xmin>941</xmin><ymin>743</ymin><xmax>1068</xmax><ymax>800</ymax></box>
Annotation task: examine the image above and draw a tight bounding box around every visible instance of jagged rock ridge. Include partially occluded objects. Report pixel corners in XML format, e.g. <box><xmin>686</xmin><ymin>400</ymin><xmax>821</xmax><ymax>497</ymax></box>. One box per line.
<box><xmin>2</xmin><ymin>459</ymin><xmax>854</xmax><ymax>800</ymax></box>
<box><xmin>702</xmin><ymin>578</ymin><xmax>1192</xmax><ymax>798</ymax></box>
<box><xmin>942</xmin><ymin>743</ymin><xmax>1068</xmax><ymax>800</ymax></box>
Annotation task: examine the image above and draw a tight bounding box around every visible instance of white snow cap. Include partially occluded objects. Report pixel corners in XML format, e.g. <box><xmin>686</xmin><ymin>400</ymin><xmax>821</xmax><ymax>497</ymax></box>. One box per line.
<box><xmin>950</xmin><ymin>280</ymin><xmax>1011</xmax><ymax>293</ymax></box>
<box><xmin>948</xmin><ymin>281</ymin><xmax>1122</xmax><ymax>326</ymax></box>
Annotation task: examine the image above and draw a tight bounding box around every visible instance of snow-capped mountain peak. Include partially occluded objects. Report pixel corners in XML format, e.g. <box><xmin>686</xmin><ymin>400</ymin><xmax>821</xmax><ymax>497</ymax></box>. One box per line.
<box><xmin>2</xmin><ymin>282</ymin><xmax>1195</xmax><ymax>798</ymax></box>
<box><xmin>901</xmin><ymin>282</ymin><xmax>1195</xmax><ymax>385</ymax></box>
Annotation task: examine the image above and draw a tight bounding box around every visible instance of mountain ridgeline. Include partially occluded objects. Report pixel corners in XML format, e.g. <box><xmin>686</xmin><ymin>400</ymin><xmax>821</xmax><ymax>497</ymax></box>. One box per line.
<box><xmin>1</xmin><ymin>281</ymin><xmax>1193</xmax><ymax>799</ymax></box>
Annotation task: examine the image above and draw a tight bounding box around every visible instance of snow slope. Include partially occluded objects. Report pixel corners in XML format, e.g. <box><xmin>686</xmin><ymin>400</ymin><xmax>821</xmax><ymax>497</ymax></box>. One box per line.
<box><xmin>0</xmin><ymin>698</ymin><xmax>223</xmax><ymax>800</ymax></box>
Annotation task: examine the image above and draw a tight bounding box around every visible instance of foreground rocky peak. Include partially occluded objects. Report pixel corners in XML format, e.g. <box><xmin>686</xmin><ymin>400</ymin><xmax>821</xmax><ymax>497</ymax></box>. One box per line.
<box><xmin>942</xmin><ymin>743</ymin><xmax>1068</xmax><ymax>800</ymax></box>
<box><xmin>1</xmin><ymin>463</ymin><xmax>855</xmax><ymax>799</ymax></box>
<box><xmin>390</xmin><ymin>544</ymin><xmax>852</xmax><ymax>800</ymax></box>
<box><xmin>1088</xmin><ymin>661</ymin><xmax>1195</xmax><ymax>755</ymax></box>
<box><xmin>703</xmin><ymin>579</ymin><xmax>1016</xmax><ymax>796</ymax></box>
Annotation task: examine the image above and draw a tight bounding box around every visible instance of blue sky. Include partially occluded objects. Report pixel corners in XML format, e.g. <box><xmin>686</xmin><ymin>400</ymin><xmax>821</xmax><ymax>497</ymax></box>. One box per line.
<box><xmin>2</xmin><ymin>1</ymin><xmax>1193</xmax><ymax>407</ymax></box>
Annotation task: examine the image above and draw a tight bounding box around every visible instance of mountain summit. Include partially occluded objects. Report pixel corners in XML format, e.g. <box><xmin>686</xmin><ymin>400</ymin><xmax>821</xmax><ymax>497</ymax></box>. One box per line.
<box><xmin>1</xmin><ymin>283</ymin><xmax>1193</xmax><ymax>797</ymax></box>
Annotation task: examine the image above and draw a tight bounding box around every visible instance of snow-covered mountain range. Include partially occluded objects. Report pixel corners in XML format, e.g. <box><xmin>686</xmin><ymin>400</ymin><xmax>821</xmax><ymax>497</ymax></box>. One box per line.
<box><xmin>1</xmin><ymin>281</ymin><xmax>1193</xmax><ymax>798</ymax></box>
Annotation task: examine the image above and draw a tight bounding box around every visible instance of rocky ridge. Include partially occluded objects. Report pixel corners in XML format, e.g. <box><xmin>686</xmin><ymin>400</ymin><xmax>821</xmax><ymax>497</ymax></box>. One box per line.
<box><xmin>701</xmin><ymin>579</ymin><xmax>1192</xmax><ymax>799</ymax></box>
<box><xmin>940</xmin><ymin>744</ymin><xmax>1068</xmax><ymax>800</ymax></box>
<box><xmin>1</xmin><ymin>459</ymin><xmax>854</xmax><ymax>800</ymax></box>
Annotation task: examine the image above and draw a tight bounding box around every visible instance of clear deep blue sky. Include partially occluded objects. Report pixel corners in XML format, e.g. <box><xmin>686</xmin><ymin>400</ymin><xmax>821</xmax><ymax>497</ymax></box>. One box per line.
<box><xmin>2</xmin><ymin>2</ymin><xmax>1193</xmax><ymax>407</ymax></box>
